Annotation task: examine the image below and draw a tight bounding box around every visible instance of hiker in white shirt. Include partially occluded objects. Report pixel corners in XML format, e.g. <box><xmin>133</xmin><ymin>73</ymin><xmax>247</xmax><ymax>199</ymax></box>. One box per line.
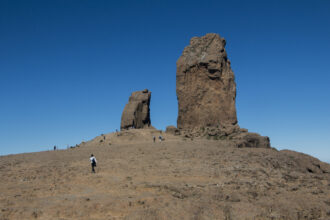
<box><xmin>90</xmin><ymin>154</ymin><xmax>97</xmax><ymax>173</ymax></box>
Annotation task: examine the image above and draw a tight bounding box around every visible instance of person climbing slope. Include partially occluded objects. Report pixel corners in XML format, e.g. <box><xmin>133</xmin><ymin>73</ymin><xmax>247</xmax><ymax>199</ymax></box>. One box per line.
<box><xmin>90</xmin><ymin>154</ymin><xmax>97</xmax><ymax>173</ymax></box>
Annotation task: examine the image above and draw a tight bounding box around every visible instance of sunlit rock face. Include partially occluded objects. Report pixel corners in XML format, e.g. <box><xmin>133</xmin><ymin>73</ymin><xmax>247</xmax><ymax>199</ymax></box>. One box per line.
<box><xmin>176</xmin><ymin>33</ymin><xmax>237</xmax><ymax>129</ymax></box>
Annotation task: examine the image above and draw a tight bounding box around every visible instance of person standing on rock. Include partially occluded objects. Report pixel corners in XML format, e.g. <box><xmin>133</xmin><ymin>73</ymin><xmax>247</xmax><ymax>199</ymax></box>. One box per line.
<box><xmin>90</xmin><ymin>154</ymin><xmax>97</xmax><ymax>173</ymax></box>
<box><xmin>153</xmin><ymin>136</ymin><xmax>156</xmax><ymax>143</ymax></box>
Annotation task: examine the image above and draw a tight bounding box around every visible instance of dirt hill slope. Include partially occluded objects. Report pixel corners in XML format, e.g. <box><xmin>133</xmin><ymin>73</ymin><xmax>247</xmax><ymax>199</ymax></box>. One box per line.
<box><xmin>0</xmin><ymin>129</ymin><xmax>329</xmax><ymax>220</ymax></box>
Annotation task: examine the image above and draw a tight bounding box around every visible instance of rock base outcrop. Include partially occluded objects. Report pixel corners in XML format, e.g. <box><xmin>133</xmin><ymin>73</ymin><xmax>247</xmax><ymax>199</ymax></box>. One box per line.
<box><xmin>180</xmin><ymin>124</ymin><xmax>270</xmax><ymax>148</ymax></box>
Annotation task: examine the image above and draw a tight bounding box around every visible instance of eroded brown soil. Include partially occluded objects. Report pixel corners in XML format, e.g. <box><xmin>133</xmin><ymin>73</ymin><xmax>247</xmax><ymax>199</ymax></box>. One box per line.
<box><xmin>0</xmin><ymin>129</ymin><xmax>329</xmax><ymax>220</ymax></box>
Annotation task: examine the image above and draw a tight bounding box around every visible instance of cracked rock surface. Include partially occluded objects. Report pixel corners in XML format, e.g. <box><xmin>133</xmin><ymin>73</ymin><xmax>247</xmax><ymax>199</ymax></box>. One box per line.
<box><xmin>176</xmin><ymin>33</ymin><xmax>237</xmax><ymax>130</ymax></box>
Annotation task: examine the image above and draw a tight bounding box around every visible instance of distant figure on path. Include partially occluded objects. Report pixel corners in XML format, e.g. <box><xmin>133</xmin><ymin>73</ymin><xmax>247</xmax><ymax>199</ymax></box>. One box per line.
<box><xmin>54</xmin><ymin>145</ymin><xmax>56</xmax><ymax>151</ymax></box>
<box><xmin>90</xmin><ymin>154</ymin><xmax>97</xmax><ymax>173</ymax></box>
<box><xmin>153</xmin><ymin>136</ymin><xmax>156</xmax><ymax>143</ymax></box>
<box><xmin>159</xmin><ymin>135</ymin><xmax>162</xmax><ymax>142</ymax></box>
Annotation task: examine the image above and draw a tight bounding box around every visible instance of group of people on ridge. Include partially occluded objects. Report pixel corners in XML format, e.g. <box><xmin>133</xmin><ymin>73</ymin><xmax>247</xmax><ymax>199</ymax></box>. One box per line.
<box><xmin>153</xmin><ymin>135</ymin><xmax>163</xmax><ymax>142</ymax></box>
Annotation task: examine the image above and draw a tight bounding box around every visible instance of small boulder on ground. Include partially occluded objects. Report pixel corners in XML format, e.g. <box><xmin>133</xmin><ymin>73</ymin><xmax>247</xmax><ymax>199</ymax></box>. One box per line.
<box><xmin>233</xmin><ymin>132</ymin><xmax>271</xmax><ymax>148</ymax></box>
<box><xmin>165</xmin><ymin>126</ymin><xmax>181</xmax><ymax>136</ymax></box>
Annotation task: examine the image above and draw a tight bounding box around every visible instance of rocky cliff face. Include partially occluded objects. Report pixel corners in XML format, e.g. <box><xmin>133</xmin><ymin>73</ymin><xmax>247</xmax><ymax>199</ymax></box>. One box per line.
<box><xmin>176</xmin><ymin>33</ymin><xmax>270</xmax><ymax>148</ymax></box>
<box><xmin>120</xmin><ymin>89</ymin><xmax>151</xmax><ymax>130</ymax></box>
<box><xmin>176</xmin><ymin>33</ymin><xmax>237</xmax><ymax>130</ymax></box>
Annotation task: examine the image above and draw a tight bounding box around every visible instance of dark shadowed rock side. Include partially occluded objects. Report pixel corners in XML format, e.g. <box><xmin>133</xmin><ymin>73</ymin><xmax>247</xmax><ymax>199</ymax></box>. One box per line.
<box><xmin>120</xmin><ymin>89</ymin><xmax>151</xmax><ymax>130</ymax></box>
<box><xmin>176</xmin><ymin>33</ymin><xmax>270</xmax><ymax>148</ymax></box>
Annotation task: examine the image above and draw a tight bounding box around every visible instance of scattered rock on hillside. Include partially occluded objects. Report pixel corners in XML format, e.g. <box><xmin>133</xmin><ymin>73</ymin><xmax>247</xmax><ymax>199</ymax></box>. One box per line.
<box><xmin>120</xmin><ymin>89</ymin><xmax>151</xmax><ymax>130</ymax></box>
<box><xmin>1</xmin><ymin>132</ymin><xmax>329</xmax><ymax>220</ymax></box>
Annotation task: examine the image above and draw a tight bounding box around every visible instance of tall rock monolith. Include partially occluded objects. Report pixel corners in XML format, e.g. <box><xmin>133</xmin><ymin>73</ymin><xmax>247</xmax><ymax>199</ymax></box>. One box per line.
<box><xmin>176</xmin><ymin>33</ymin><xmax>237</xmax><ymax>129</ymax></box>
<box><xmin>120</xmin><ymin>89</ymin><xmax>151</xmax><ymax>130</ymax></box>
<box><xmin>176</xmin><ymin>33</ymin><xmax>270</xmax><ymax>148</ymax></box>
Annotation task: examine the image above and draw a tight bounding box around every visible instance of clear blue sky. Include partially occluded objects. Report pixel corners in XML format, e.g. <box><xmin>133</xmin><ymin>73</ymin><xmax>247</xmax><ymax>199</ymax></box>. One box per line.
<box><xmin>1</xmin><ymin>0</ymin><xmax>329</xmax><ymax>162</ymax></box>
